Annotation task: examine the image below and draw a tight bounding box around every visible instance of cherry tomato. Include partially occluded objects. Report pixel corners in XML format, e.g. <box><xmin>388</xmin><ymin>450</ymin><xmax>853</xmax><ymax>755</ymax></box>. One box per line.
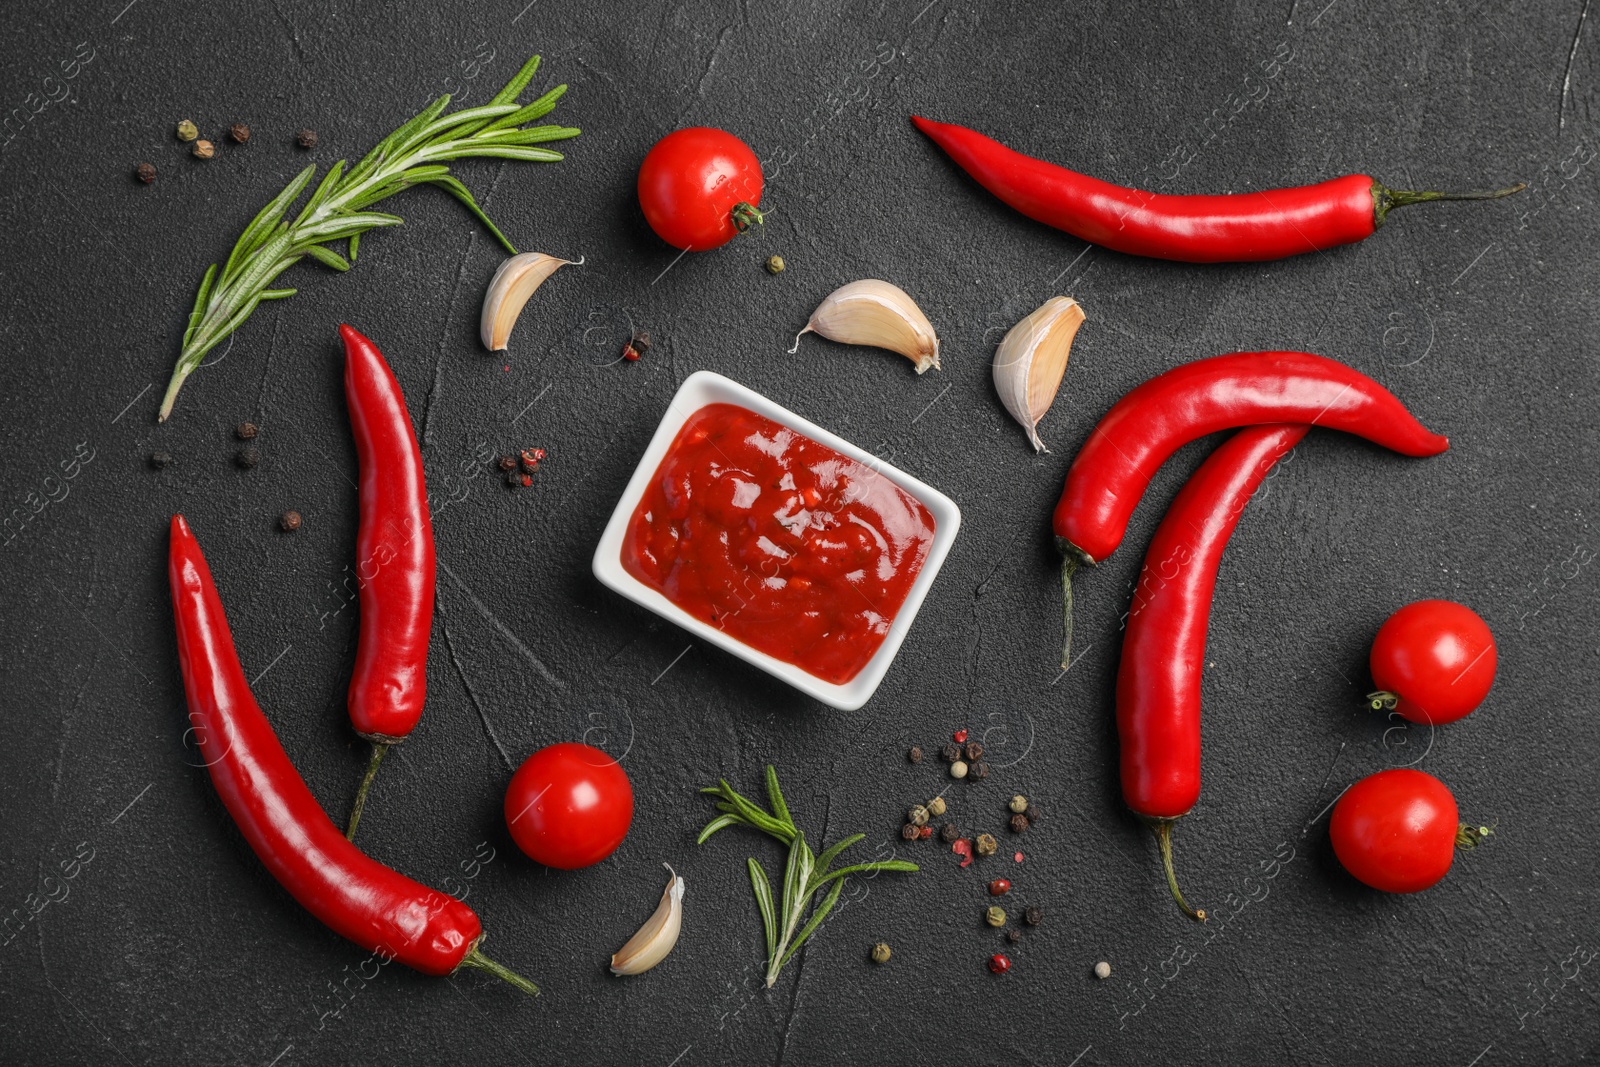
<box><xmin>504</xmin><ymin>742</ymin><xmax>633</xmax><ymax>870</ymax></box>
<box><xmin>1329</xmin><ymin>769</ymin><xmax>1459</xmax><ymax>893</ymax></box>
<box><xmin>637</xmin><ymin>127</ymin><xmax>764</xmax><ymax>251</ymax></box>
<box><xmin>1369</xmin><ymin>599</ymin><xmax>1497</xmax><ymax>725</ymax></box>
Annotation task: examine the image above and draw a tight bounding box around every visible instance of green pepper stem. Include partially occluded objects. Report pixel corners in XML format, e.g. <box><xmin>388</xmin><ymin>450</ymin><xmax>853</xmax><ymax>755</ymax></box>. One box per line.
<box><xmin>1149</xmin><ymin>818</ymin><xmax>1206</xmax><ymax>923</ymax></box>
<box><xmin>459</xmin><ymin>946</ymin><xmax>540</xmax><ymax>996</ymax></box>
<box><xmin>1372</xmin><ymin>181</ymin><xmax>1526</xmax><ymax>228</ymax></box>
<box><xmin>344</xmin><ymin>743</ymin><xmax>389</xmax><ymax>841</ymax></box>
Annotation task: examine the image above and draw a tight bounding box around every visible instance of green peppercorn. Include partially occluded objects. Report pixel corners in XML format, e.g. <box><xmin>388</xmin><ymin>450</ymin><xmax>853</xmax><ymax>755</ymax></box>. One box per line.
<box><xmin>764</xmin><ymin>254</ymin><xmax>786</xmax><ymax>275</ymax></box>
<box><xmin>926</xmin><ymin>796</ymin><xmax>947</xmax><ymax>817</ymax></box>
<box><xmin>175</xmin><ymin>119</ymin><xmax>199</xmax><ymax>142</ymax></box>
<box><xmin>1009</xmin><ymin>795</ymin><xmax>1028</xmax><ymax>814</ymax></box>
<box><xmin>870</xmin><ymin>942</ymin><xmax>891</xmax><ymax>964</ymax></box>
<box><xmin>907</xmin><ymin>805</ymin><xmax>930</xmax><ymax>827</ymax></box>
<box><xmin>985</xmin><ymin>905</ymin><xmax>1007</xmax><ymax>928</ymax></box>
<box><xmin>975</xmin><ymin>833</ymin><xmax>998</xmax><ymax>857</ymax></box>
<box><xmin>192</xmin><ymin>139</ymin><xmax>216</xmax><ymax>160</ymax></box>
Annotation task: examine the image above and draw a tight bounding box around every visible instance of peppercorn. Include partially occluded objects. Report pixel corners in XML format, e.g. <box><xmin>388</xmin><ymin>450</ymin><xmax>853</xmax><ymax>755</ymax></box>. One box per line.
<box><xmin>497</xmin><ymin>455</ymin><xmax>518</xmax><ymax>471</ymax></box>
<box><xmin>967</xmin><ymin>760</ymin><xmax>989</xmax><ymax>782</ymax></box>
<box><xmin>764</xmin><ymin>254</ymin><xmax>785</xmax><ymax>275</ymax></box>
<box><xmin>1009</xmin><ymin>813</ymin><xmax>1030</xmax><ymax>834</ymax></box>
<box><xmin>939</xmin><ymin>823</ymin><xmax>960</xmax><ymax>843</ymax></box>
<box><xmin>236</xmin><ymin>421</ymin><xmax>258</xmax><ymax>440</ymax></box>
<box><xmin>917</xmin><ymin>825</ymin><xmax>933</xmax><ymax>840</ymax></box>
<box><xmin>985</xmin><ymin>905</ymin><xmax>1006</xmax><ymax>928</ymax></box>
<box><xmin>297</xmin><ymin>128</ymin><xmax>318</xmax><ymax>149</ymax></box>
<box><xmin>279</xmin><ymin>510</ymin><xmax>302</xmax><ymax>532</ymax></box>
<box><xmin>907</xmin><ymin>804</ymin><xmax>929</xmax><ymax>827</ymax></box>
<box><xmin>988</xmin><ymin>954</ymin><xmax>1011</xmax><ymax>975</ymax></box>
<box><xmin>135</xmin><ymin>162</ymin><xmax>157</xmax><ymax>184</ymax></box>
<box><xmin>899</xmin><ymin>823</ymin><xmax>919</xmax><ymax>841</ymax></box>
<box><xmin>975</xmin><ymin>833</ymin><xmax>998</xmax><ymax>857</ymax></box>
<box><xmin>621</xmin><ymin>330</ymin><xmax>651</xmax><ymax>362</ymax></box>
<box><xmin>1025</xmin><ymin>804</ymin><xmax>1040</xmax><ymax>823</ymax></box>
<box><xmin>519</xmin><ymin>447</ymin><xmax>545</xmax><ymax>473</ymax></box>
<box><xmin>988</xmin><ymin>878</ymin><xmax>1011</xmax><ymax>896</ymax></box>
<box><xmin>964</xmin><ymin>740</ymin><xmax>984</xmax><ymax>761</ymax></box>
<box><xmin>505</xmin><ymin>471</ymin><xmax>523</xmax><ymax>488</ymax></box>
<box><xmin>1094</xmin><ymin>961</ymin><xmax>1112</xmax><ymax>980</ymax></box>
<box><xmin>1008</xmin><ymin>795</ymin><xmax>1028</xmax><ymax>814</ymax></box>
<box><xmin>175</xmin><ymin>119</ymin><xmax>199</xmax><ymax>142</ymax></box>
<box><xmin>1023</xmin><ymin>906</ymin><xmax>1042</xmax><ymax>927</ymax></box>
<box><xmin>1006</xmin><ymin>928</ymin><xmax>1022</xmax><ymax>944</ymax></box>
<box><xmin>940</xmin><ymin>743</ymin><xmax>961</xmax><ymax>763</ymax></box>
<box><xmin>926</xmin><ymin>796</ymin><xmax>947</xmax><ymax>817</ymax></box>
<box><xmin>228</xmin><ymin>123</ymin><xmax>251</xmax><ymax>144</ymax></box>
<box><xmin>907</xmin><ymin>745</ymin><xmax>922</xmax><ymax>764</ymax></box>
<box><xmin>235</xmin><ymin>447</ymin><xmax>258</xmax><ymax>469</ymax></box>
<box><xmin>870</xmin><ymin>942</ymin><xmax>891</xmax><ymax>964</ymax></box>
<box><xmin>950</xmin><ymin>760</ymin><xmax>968</xmax><ymax>780</ymax></box>
<box><xmin>149</xmin><ymin>451</ymin><xmax>173</xmax><ymax>470</ymax></box>
<box><xmin>193</xmin><ymin>139</ymin><xmax>216</xmax><ymax>160</ymax></box>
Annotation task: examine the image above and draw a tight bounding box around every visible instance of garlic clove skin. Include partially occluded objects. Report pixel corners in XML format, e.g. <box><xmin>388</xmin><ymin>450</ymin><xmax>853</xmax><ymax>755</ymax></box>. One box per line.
<box><xmin>791</xmin><ymin>279</ymin><xmax>941</xmax><ymax>373</ymax></box>
<box><xmin>480</xmin><ymin>252</ymin><xmax>583</xmax><ymax>352</ymax></box>
<box><xmin>993</xmin><ymin>296</ymin><xmax>1085</xmax><ymax>452</ymax></box>
<box><xmin>609</xmin><ymin>864</ymin><xmax>684</xmax><ymax>976</ymax></box>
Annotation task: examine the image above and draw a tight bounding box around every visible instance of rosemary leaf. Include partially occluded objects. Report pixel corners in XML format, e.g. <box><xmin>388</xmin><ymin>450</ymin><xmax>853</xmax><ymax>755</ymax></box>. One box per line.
<box><xmin>158</xmin><ymin>53</ymin><xmax>580</xmax><ymax>422</ymax></box>
<box><xmin>748</xmin><ymin>858</ymin><xmax>778</xmax><ymax>961</ymax></box>
<box><xmin>696</xmin><ymin>813</ymin><xmax>743</xmax><ymax>845</ymax></box>
<box><xmin>779</xmin><ymin>878</ymin><xmax>843</xmax><ymax>967</ymax></box>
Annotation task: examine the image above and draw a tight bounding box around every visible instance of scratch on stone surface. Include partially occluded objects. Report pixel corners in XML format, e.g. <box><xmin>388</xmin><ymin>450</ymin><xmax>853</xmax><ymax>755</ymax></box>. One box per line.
<box><xmin>437</xmin><ymin>557</ymin><xmax>565</xmax><ymax>688</ymax></box>
<box><xmin>1561</xmin><ymin>0</ymin><xmax>1592</xmax><ymax>130</ymax></box>
<box><xmin>51</xmin><ymin>652</ymin><xmax>101</xmax><ymax>805</ymax></box>
<box><xmin>422</xmin><ymin>232</ymin><xmax>477</xmax><ymax>447</ymax></box>
<box><xmin>675</xmin><ymin>22</ymin><xmax>739</xmax><ymax>125</ymax></box>
<box><xmin>269</xmin><ymin>0</ymin><xmax>310</xmax><ymax>69</ymax></box>
<box><xmin>255</xmin><ymin>305</ymin><xmax>283</xmax><ymax>422</ymax></box>
<box><xmin>775</xmin><ymin>789</ymin><xmax>832</xmax><ymax>1067</ymax></box>
<box><xmin>439</xmin><ymin>594</ymin><xmax>516</xmax><ymax>772</ymax></box>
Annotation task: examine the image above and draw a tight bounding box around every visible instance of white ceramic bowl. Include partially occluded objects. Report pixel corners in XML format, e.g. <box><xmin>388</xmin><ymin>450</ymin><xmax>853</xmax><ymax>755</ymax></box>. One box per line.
<box><xmin>592</xmin><ymin>371</ymin><xmax>961</xmax><ymax>710</ymax></box>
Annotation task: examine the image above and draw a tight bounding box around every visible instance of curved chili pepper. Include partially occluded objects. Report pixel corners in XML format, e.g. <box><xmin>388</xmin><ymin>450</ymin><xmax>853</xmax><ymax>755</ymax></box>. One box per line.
<box><xmin>340</xmin><ymin>324</ymin><xmax>436</xmax><ymax>840</ymax></box>
<box><xmin>911</xmin><ymin>116</ymin><xmax>1524</xmax><ymax>263</ymax></box>
<box><xmin>1051</xmin><ymin>350</ymin><xmax>1447</xmax><ymax>667</ymax></box>
<box><xmin>168</xmin><ymin>514</ymin><xmax>533</xmax><ymax>993</ymax></box>
<box><xmin>1115</xmin><ymin>425</ymin><xmax>1305</xmax><ymax>921</ymax></box>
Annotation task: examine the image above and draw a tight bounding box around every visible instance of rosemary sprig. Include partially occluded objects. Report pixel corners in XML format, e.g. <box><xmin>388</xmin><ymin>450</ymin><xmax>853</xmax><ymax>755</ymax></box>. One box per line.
<box><xmin>158</xmin><ymin>53</ymin><xmax>579</xmax><ymax>421</ymax></box>
<box><xmin>698</xmin><ymin>766</ymin><xmax>917</xmax><ymax>988</ymax></box>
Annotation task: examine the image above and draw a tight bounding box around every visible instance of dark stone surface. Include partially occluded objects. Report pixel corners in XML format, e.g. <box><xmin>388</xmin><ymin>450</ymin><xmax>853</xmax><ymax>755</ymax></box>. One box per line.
<box><xmin>1</xmin><ymin>1</ymin><xmax>1596</xmax><ymax>1063</ymax></box>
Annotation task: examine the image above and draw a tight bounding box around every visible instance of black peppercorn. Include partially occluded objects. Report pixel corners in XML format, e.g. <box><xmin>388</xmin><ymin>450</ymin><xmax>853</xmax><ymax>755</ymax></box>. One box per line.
<box><xmin>149</xmin><ymin>451</ymin><xmax>172</xmax><ymax>469</ymax></box>
<box><xmin>1023</xmin><ymin>906</ymin><xmax>1042</xmax><ymax>926</ymax></box>
<box><xmin>235</xmin><ymin>448</ymin><xmax>259</xmax><ymax>469</ymax></box>
<box><xmin>967</xmin><ymin>760</ymin><xmax>989</xmax><ymax>782</ymax></box>
<box><xmin>497</xmin><ymin>455</ymin><xmax>518</xmax><ymax>471</ymax></box>
<box><xmin>228</xmin><ymin>123</ymin><xmax>251</xmax><ymax>144</ymax></box>
<box><xmin>135</xmin><ymin>162</ymin><xmax>157</xmax><ymax>184</ymax></box>
<box><xmin>899</xmin><ymin>822</ymin><xmax>919</xmax><ymax>841</ymax></box>
<box><xmin>1024</xmin><ymin>805</ymin><xmax>1039</xmax><ymax>823</ymax></box>
<box><xmin>908</xmin><ymin>745</ymin><xmax>923</xmax><ymax>764</ymax></box>
<box><xmin>939</xmin><ymin>823</ymin><xmax>960</xmax><ymax>843</ymax></box>
<box><xmin>297</xmin><ymin>128</ymin><xmax>318</xmax><ymax>149</ymax></box>
<box><xmin>940</xmin><ymin>743</ymin><xmax>962</xmax><ymax>763</ymax></box>
<box><xmin>1009</xmin><ymin>813</ymin><xmax>1030</xmax><ymax>833</ymax></box>
<box><xmin>236</xmin><ymin>421</ymin><xmax>259</xmax><ymax>440</ymax></box>
<box><xmin>964</xmin><ymin>740</ymin><xmax>984</xmax><ymax>761</ymax></box>
<box><xmin>505</xmin><ymin>470</ymin><xmax>523</xmax><ymax>488</ymax></box>
<box><xmin>1006</xmin><ymin>928</ymin><xmax>1022</xmax><ymax>944</ymax></box>
<box><xmin>279</xmin><ymin>510</ymin><xmax>302</xmax><ymax>532</ymax></box>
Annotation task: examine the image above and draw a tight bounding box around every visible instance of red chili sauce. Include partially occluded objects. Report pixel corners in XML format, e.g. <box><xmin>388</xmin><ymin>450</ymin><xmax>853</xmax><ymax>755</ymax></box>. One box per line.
<box><xmin>621</xmin><ymin>403</ymin><xmax>937</xmax><ymax>685</ymax></box>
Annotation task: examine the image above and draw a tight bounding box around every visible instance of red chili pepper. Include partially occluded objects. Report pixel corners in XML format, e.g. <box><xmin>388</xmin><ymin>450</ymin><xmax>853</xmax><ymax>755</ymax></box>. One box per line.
<box><xmin>340</xmin><ymin>324</ymin><xmax>436</xmax><ymax>840</ymax></box>
<box><xmin>911</xmin><ymin>116</ymin><xmax>1524</xmax><ymax>263</ymax></box>
<box><xmin>168</xmin><ymin>515</ymin><xmax>535</xmax><ymax>993</ymax></box>
<box><xmin>1052</xmin><ymin>351</ymin><xmax>1448</xmax><ymax>667</ymax></box>
<box><xmin>1115</xmin><ymin>425</ymin><xmax>1306</xmax><ymax>922</ymax></box>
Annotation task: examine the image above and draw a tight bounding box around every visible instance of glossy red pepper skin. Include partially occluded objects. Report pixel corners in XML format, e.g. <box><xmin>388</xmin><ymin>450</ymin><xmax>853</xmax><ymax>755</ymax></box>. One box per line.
<box><xmin>341</xmin><ymin>324</ymin><xmax>435</xmax><ymax>742</ymax></box>
<box><xmin>912</xmin><ymin>117</ymin><xmax>1521</xmax><ymax>263</ymax></box>
<box><xmin>168</xmin><ymin>514</ymin><xmax>478</xmax><ymax>975</ymax></box>
<box><xmin>1053</xmin><ymin>351</ymin><xmax>1449</xmax><ymax>566</ymax></box>
<box><xmin>1117</xmin><ymin>425</ymin><xmax>1307</xmax><ymax>820</ymax></box>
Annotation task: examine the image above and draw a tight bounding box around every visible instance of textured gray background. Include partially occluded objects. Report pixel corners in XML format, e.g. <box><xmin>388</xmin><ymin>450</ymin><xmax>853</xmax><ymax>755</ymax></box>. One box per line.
<box><xmin>1</xmin><ymin>0</ymin><xmax>1597</xmax><ymax>1064</ymax></box>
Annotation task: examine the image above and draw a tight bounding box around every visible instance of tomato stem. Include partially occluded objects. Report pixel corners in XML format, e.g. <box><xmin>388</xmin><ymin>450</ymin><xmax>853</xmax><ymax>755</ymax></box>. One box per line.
<box><xmin>345</xmin><ymin>742</ymin><xmax>389</xmax><ymax>841</ymax></box>
<box><xmin>1371</xmin><ymin>181</ymin><xmax>1526</xmax><ymax>228</ymax></box>
<box><xmin>730</xmin><ymin>201</ymin><xmax>765</xmax><ymax>233</ymax></box>
<box><xmin>1149</xmin><ymin>818</ymin><xmax>1206</xmax><ymax>923</ymax></box>
<box><xmin>1366</xmin><ymin>690</ymin><xmax>1399</xmax><ymax>713</ymax></box>
<box><xmin>1455</xmin><ymin>822</ymin><xmax>1494</xmax><ymax>850</ymax></box>
<box><xmin>459</xmin><ymin>945</ymin><xmax>540</xmax><ymax>996</ymax></box>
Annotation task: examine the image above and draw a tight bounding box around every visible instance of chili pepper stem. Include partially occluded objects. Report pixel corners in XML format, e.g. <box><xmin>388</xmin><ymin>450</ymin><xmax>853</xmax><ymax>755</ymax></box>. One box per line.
<box><xmin>1057</xmin><ymin>545</ymin><xmax>1079</xmax><ymax>672</ymax></box>
<box><xmin>730</xmin><ymin>201</ymin><xmax>765</xmax><ymax>233</ymax></box>
<box><xmin>1148</xmin><ymin>817</ymin><xmax>1206</xmax><ymax>923</ymax></box>
<box><xmin>458</xmin><ymin>945</ymin><xmax>540</xmax><ymax>996</ymax></box>
<box><xmin>344</xmin><ymin>743</ymin><xmax>390</xmax><ymax>841</ymax></box>
<box><xmin>1372</xmin><ymin>181</ymin><xmax>1526</xmax><ymax>228</ymax></box>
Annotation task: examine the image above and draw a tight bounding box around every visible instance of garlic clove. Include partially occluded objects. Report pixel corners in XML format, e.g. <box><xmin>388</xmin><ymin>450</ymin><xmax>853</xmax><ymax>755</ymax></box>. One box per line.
<box><xmin>790</xmin><ymin>279</ymin><xmax>941</xmax><ymax>373</ymax></box>
<box><xmin>609</xmin><ymin>864</ymin><xmax>684</xmax><ymax>976</ymax></box>
<box><xmin>480</xmin><ymin>252</ymin><xmax>583</xmax><ymax>352</ymax></box>
<box><xmin>992</xmin><ymin>296</ymin><xmax>1085</xmax><ymax>452</ymax></box>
